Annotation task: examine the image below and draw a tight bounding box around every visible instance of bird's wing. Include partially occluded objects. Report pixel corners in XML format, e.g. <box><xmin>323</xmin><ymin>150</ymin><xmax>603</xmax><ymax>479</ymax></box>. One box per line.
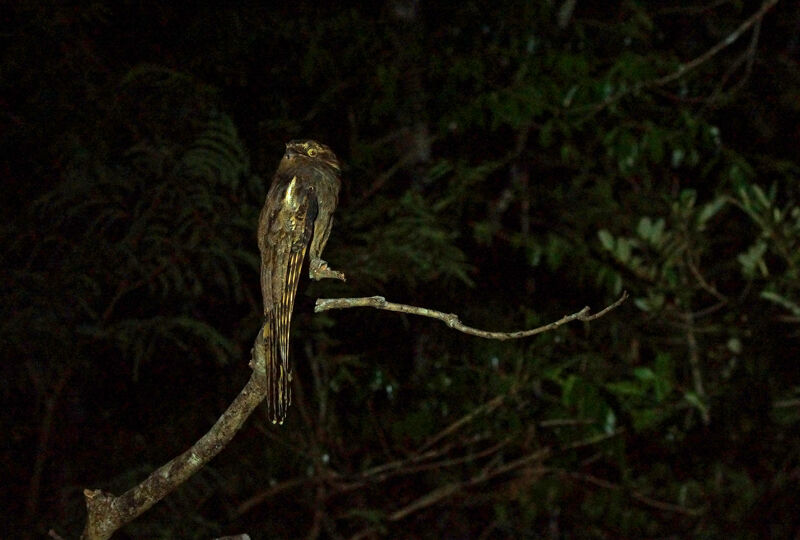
<box><xmin>264</xmin><ymin>185</ymin><xmax>316</xmax><ymax>424</ymax></box>
<box><xmin>275</xmin><ymin>185</ymin><xmax>318</xmax><ymax>365</ymax></box>
<box><xmin>257</xmin><ymin>173</ymin><xmax>319</xmax><ymax>424</ymax></box>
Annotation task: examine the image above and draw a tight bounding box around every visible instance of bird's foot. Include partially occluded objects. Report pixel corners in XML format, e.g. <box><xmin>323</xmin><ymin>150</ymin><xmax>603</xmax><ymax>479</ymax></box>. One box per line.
<box><xmin>309</xmin><ymin>258</ymin><xmax>346</xmax><ymax>282</ymax></box>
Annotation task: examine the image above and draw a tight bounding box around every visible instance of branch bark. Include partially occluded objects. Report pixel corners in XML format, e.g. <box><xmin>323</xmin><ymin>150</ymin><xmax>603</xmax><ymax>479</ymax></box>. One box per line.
<box><xmin>315</xmin><ymin>292</ymin><xmax>628</xmax><ymax>340</ymax></box>
<box><xmin>80</xmin><ymin>290</ymin><xmax>626</xmax><ymax>537</ymax></box>
<box><xmin>80</xmin><ymin>330</ymin><xmax>270</xmax><ymax>540</ymax></box>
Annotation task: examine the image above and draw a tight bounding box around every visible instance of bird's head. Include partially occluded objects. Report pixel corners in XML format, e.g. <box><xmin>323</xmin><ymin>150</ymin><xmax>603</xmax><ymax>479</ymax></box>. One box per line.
<box><xmin>284</xmin><ymin>140</ymin><xmax>340</xmax><ymax>172</ymax></box>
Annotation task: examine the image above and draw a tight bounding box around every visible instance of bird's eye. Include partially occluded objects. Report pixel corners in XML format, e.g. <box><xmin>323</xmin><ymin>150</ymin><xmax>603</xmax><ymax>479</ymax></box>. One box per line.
<box><xmin>307</xmin><ymin>148</ymin><xmax>317</xmax><ymax>157</ymax></box>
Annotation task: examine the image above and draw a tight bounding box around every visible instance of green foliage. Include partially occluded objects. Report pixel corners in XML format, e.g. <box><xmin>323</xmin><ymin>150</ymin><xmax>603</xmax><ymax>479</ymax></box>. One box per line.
<box><xmin>342</xmin><ymin>189</ymin><xmax>474</xmax><ymax>289</ymax></box>
<box><xmin>27</xmin><ymin>98</ymin><xmax>262</xmax><ymax>374</ymax></box>
<box><xmin>733</xmin><ymin>182</ymin><xmax>800</xmax><ymax>320</ymax></box>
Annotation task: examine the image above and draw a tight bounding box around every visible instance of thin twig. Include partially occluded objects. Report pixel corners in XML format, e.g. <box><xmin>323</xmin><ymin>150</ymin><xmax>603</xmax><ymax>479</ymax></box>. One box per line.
<box><xmin>564</xmin><ymin>470</ymin><xmax>704</xmax><ymax>516</ymax></box>
<box><xmin>420</xmin><ymin>394</ymin><xmax>507</xmax><ymax>451</ymax></box>
<box><xmin>684</xmin><ymin>312</ymin><xmax>710</xmax><ymax>425</ymax></box>
<box><xmin>351</xmin><ymin>131</ymin><xmax>442</xmax><ymax>207</ymax></box>
<box><xmin>686</xmin><ymin>255</ymin><xmax>728</xmax><ymax>303</ymax></box>
<box><xmin>773</xmin><ymin>398</ymin><xmax>800</xmax><ymax>409</ymax></box>
<box><xmin>650</xmin><ymin>0</ymin><xmax>777</xmax><ymax>87</ymax></box>
<box><xmin>382</xmin><ymin>428</ymin><xmax>627</xmax><ymax>525</ymax></box>
<box><xmin>315</xmin><ymin>292</ymin><xmax>628</xmax><ymax>341</ymax></box>
<box><xmin>707</xmin><ymin>16</ymin><xmax>762</xmax><ymax>103</ymax></box>
<box><xmin>341</xmin><ymin>436</ymin><xmax>514</xmax><ymax>499</ymax></box>
<box><xmin>236</xmin><ymin>476</ymin><xmax>317</xmax><ymax>517</ymax></box>
<box><xmin>577</xmin><ymin>0</ymin><xmax>779</xmax><ymax>117</ymax></box>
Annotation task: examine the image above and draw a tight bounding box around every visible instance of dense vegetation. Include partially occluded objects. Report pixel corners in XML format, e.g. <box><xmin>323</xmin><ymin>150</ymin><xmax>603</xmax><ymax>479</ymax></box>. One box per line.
<box><xmin>2</xmin><ymin>1</ymin><xmax>799</xmax><ymax>538</ymax></box>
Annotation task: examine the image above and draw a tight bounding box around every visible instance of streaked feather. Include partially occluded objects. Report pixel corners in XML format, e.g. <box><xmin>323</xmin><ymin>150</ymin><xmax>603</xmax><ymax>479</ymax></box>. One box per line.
<box><xmin>257</xmin><ymin>139</ymin><xmax>341</xmax><ymax>424</ymax></box>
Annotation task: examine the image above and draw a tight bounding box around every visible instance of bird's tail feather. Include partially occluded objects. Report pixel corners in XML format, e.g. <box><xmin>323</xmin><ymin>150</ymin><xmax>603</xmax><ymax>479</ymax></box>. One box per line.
<box><xmin>261</xmin><ymin>317</ymin><xmax>291</xmax><ymax>424</ymax></box>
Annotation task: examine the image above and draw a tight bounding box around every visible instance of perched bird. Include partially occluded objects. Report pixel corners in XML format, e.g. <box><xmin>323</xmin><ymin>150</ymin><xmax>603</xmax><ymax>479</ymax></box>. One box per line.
<box><xmin>257</xmin><ymin>140</ymin><xmax>345</xmax><ymax>424</ymax></box>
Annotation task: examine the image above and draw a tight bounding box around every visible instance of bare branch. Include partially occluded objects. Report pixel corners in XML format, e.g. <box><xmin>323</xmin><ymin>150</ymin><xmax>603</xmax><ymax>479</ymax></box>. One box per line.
<box><xmin>707</xmin><ymin>15</ymin><xmax>762</xmax><ymax>103</ymax></box>
<box><xmin>315</xmin><ymin>292</ymin><xmax>628</xmax><ymax>341</ymax></box>
<box><xmin>81</xmin><ymin>286</ymin><xmax>622</xmax><ymax>533</ymax></box>
<box><xmin>563</xmin><ymin>470</ymin><xmax>704</xmax><ymax>516</ymax></box>
<box><xmin>650</xmin><ymin>0</ymin><xmax>778</xmax><ymax>88</ymax></box>
<box><xmin>80</xmin><ymin>256</ymin><xmax>626</xmax><ymax>536</ymax></box>
<box><xmin>80</xmin><ymin>331</ymin><xmax>270</xmax><ymax>540</ymax></box>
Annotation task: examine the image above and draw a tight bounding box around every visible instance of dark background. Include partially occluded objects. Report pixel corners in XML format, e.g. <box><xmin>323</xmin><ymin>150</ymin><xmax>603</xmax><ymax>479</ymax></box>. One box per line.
<box><xmin>2</xmin><ymin>1</ymin><xmax>800</xmax><ymax>538</ymax></box>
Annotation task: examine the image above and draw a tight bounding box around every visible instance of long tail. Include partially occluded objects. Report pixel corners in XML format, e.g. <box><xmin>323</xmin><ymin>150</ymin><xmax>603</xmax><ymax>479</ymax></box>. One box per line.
<box><xmin>261</xmin><ymin>315</ymin><xmax>291</xmax><ymax>424</ymax></box>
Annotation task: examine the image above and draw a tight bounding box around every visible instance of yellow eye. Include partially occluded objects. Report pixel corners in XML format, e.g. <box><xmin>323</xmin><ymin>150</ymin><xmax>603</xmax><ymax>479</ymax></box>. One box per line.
<box><xmin>307</xmin><ymin>148</ymin><xmax>317</xmax><ymax>157</ymax></box>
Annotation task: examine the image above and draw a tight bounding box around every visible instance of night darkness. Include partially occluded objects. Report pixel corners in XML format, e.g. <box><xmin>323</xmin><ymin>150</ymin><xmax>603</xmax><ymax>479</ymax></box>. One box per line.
<box><xmin>2</xmin><ymin>1</ymin><xmax>800</xmax><ymax>538</ymax></box>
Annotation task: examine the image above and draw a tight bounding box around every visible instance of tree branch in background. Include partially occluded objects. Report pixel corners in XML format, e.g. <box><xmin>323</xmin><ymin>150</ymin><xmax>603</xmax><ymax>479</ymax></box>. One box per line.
<box><xmin>315</xmin><ymin>292</ymin><xmax>628</xmax><ymax>341</ymax></box>
<box><xmin>578</xmin><ymin>0</ymin><xmax>780</xmax><ymax>116</ymax></box>
<box><xmin>650</xmin><ymin>0</ymin><xmax>778</xmax><ymax>87</ymax></box>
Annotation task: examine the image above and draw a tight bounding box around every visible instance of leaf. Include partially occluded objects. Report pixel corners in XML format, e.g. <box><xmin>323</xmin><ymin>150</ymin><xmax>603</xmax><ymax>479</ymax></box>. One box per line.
<box><xmin>615</xmin><ymin>237</ymin><xmax>632</xmax><ymax>263</ymax></box>
<box><xmin>604</xmin><ymin>407</ymin><xmax>617</xmax><ymax>433</ymax></box>
<box><xmin>684</xmin><ymin>392</ymin><xmax>708</xmax><ymax>417</ymax></box>
<box><xmin>606</xmin><ymin>380</ymin><xmax>644</xmax><ymax>397</ymax></box>
<box><xmin>650</xmin><ymin>218</ymin><xmax>665</xmax><ymax>244</ymax></box>
<box><xmin>697</xmin><ymin>197</ymin><xmax>726</xmax><ymax>228</ymax></box>
<box><xmin>727</xmin><ymin>338</ymin><xmax>742</xmax><ymax>354</ymax></box>
<box><xmin>636</xmin><ymin>217</ymin><xmax>652</xmax><ymax>241</ymax></box>
<box><xmin>598</xmin><ymin>229</ymin><xmax>615</xmax><ymax>251</ymax></box>
<box><xmin>562</xmin><ymin>374</ymin><xmax>579</xmax><ymax>407</ymax></box>
<box><xmin>633</xmin><ymin>367</ymin><xmax>655</xmax><ymax>381</ymax></box>
<box><xmin>671</xmin><ymin>148</ymin><xmax>685</xmax><ymax>168</ymax></box>
<box><xmin>737</xmin><ymin>241</ymin><xmax>768</xmax><ymax>278</ymax></box>
<box><xmin>634</xmin><ymin>297</ymin><xmax>651</xmax><ymax>312</ymax></box>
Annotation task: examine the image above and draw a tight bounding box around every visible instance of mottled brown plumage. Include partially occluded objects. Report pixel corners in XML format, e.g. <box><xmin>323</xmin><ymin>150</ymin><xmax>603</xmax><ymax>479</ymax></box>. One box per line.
<box><xmin>257</xmin><ymin>140</ymin><xmax>345</xmax><ymax>424</ymax></box>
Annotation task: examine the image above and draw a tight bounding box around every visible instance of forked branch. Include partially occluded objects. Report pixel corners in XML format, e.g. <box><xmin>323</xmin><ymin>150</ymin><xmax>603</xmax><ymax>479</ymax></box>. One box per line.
<box><xmin>78</xmin><ymin>291</ymin><xmax>626</xmax><ymax>538</ymax></box>
<box><xmin>79</xmin><ymin>331</ymin><xmax>271</xmax><ymax>540</ymax></box>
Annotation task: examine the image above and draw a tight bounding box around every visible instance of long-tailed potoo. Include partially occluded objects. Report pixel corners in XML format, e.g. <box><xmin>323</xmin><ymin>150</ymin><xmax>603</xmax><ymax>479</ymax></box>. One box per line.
<box><xmin>258</xmin><ymin>139</ymin><xmax>345</xmax><ymax>424</ymax></box>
